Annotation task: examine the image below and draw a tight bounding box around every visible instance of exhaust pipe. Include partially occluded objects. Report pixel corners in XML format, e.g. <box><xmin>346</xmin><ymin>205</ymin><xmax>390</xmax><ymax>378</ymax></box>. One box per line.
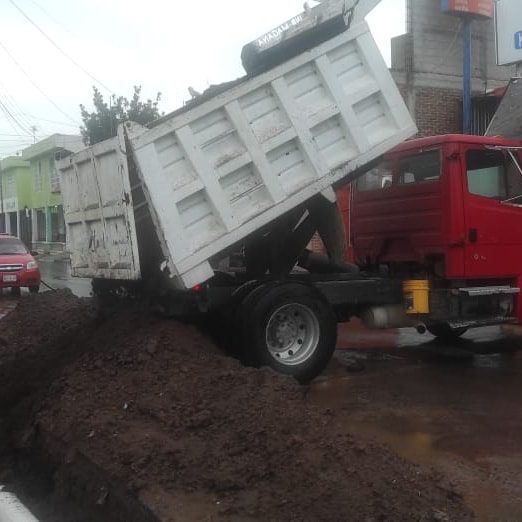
<box><xmin>362</xmin><ymin>305</ymin><xmax>424</xmax><ymax>330</ymax></box>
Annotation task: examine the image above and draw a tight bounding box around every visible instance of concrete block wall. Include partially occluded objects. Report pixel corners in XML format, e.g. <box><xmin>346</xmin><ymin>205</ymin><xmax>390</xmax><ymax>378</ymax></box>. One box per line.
<box><xmin>395</xmin><ymin>83</ymin><xmax>462</xmax><ymax>137</ymax></box>
<box><xmin>391</xmin><ymin>0</ymin><xmax>515</xmax><ymax>137</ymax></box>
<box><xmin>400</xmin><ymin>0</ymin><xmax>512</xmax><ymax>91</ymax></box>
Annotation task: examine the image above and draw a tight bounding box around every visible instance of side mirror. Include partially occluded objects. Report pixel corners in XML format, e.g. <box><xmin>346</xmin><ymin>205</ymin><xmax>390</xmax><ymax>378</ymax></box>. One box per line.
<box><xmin>31</xmin><ymin>251</ymin><xmax>39</xmax><ymax>257</ymax></box>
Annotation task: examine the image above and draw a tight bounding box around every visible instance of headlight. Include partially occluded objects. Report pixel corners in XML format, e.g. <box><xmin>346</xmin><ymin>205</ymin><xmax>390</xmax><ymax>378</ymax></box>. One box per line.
<box><xmin>27</xmin><ymin>260</ymin><xmax>38</xmax><ymax>270</ymax></box>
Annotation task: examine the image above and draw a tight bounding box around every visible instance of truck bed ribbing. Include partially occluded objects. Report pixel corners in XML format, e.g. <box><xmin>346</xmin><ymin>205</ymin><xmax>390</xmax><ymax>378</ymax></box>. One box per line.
<box><xmin>58</xmin><ymin>5</ymin><xmax>416</xmax><ymax>290</ymax></box>
<box><xmin>126</xmin><ymin>22</ymin><xmax>416</xmax><ymax>289</ymax></box>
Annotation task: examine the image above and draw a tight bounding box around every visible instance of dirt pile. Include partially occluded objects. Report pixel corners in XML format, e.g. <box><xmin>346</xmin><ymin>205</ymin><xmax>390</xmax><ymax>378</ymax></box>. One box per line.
<box><xmin>0</xmin><ymin>290</ymin><xmax>96</xmax><ymax>410</ymax></box>
<box><xmin>0</xmin><ymin>291</ymin><xmax>98</xmax><ymax>521</ymax></box>
<box><xmin>34</xmin><ymin>307</ymin><xmax>472</xmax><ymax>521</ymax></box>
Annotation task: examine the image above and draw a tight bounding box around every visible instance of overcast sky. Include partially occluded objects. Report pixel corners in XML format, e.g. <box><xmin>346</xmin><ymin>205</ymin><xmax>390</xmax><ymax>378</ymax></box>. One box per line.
<box><xmin>0</xmin><ymin>0</ymin><xmax>405</xmax><ymax>158</ymax></box>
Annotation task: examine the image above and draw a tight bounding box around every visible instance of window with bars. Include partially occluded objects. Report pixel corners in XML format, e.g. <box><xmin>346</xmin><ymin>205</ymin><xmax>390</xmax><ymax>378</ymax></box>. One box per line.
<box><xmin>50</xmin><ymin>157</ymin><xmax>60</xmax><ymax>192</ymax></box>
<box><xmin>5</xmin><ymin>174</ymin><xmax>16</xmax><ymax>198</ymax></box>
<box><xmin>33</xmin><ymin>161</ymin><xmax>43</xmax><ymax>192</ymax></box>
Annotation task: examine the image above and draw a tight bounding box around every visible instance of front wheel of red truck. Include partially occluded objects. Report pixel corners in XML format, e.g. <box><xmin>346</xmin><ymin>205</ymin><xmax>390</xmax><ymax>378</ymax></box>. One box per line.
<box><xmin>427</xmin><ymin>323</ymin><xmax>468</xmax><ymax>340</ymax></box>
<box><xmin>240</xmin><ymin>283</ymin><xmax>337</xmax><ymax>383</ymax></box>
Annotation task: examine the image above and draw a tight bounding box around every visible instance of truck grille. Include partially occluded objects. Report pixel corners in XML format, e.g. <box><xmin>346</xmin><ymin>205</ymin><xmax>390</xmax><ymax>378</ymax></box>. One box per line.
<box><xmin>0</xmin><ymin>264</ymin><xmax>23</xmax><ymax>272</ymax></box>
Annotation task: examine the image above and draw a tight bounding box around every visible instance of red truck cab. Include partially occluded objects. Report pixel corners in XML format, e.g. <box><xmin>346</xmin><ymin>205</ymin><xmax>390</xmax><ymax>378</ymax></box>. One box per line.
<box><xmin>350</xmin><ymin>134</ymin><xmax>522</xmax><ymax>332</ymax></box>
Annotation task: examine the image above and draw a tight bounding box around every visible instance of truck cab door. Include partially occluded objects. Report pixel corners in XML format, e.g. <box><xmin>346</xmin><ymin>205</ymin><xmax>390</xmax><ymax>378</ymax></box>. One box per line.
<box><xmin>462</xmin><ymin>147</ymin><xmax>522</xmax><ymax>278</ymax></box>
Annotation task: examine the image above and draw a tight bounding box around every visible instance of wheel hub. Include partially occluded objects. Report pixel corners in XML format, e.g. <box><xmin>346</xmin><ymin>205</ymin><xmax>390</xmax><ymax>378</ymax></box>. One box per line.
<box><xmin>266</xmin><ymin>303</ymin><xmax>320</xmax><ymax>366</ymax></box>
<box><xmin>273</xmin><ymin>314</ymin><xmax>299</xmax><ymax>348</ymax></box>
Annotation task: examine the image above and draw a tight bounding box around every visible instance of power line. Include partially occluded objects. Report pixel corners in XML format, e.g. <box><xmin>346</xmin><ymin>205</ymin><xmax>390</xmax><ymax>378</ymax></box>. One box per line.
<box><xmin>0</xmin><ymin>98</ymin><xmax>32</xmax><ymax>136</ymax></box>
<box><xmin>23</xmin><ymin>114</ymin><xmax>79</xmax><ymax>128</ymax></box>
<box><xmin>0</xmin><ymin>82</ymin><xmax>38</xmax><ymax>133</ymax></box>
<box><xmin>0</xmin><ymin>144</ymin><xmax>33</xmax><ymax>152</ymax></box>
<box><xmin>26</xmin><ymin>0</ymin><xmax>77</xmax><ymax>38</ymax></box>
<box><xmin>0</xmin><ymin>133</ymin><xmax>46</xmax><ymax>138</ymax></box>
<box><xmin>0</xmin><ymin>138</ymin><xmax>39</xmax><ymax>142</ymax></box>
<box><xmin>0</xmin><ymin>108</ymin><xmax>21</xmax><ymax>136</ymax></box>
<box><xmin>8</xmin><ymin>0</ymin><xmax>114</xmax><ymax>94</ymax></box>
<box><xmin>0</xmin><ymin>39</ymin><xmax>80</xmax><ymax>125</ymax></box>
<box><xmin>0</xmin><ymin>140</ymin><xmax>35</xmax><ymax>147</ymax></box>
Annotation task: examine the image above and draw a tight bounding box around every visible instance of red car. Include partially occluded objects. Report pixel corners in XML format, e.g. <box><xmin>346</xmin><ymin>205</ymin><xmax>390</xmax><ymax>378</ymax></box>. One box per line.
<box><xmin>0</xmin><ymin>235</ymin><xmax>41</xmax><ymax>294</ymax></box>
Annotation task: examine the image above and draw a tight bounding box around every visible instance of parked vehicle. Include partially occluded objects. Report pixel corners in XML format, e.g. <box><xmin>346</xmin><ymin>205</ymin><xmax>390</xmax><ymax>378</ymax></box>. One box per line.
<box><xmin>0</xmin><ymin>235</ymin><xmax>41</xmax><ymax>294</ymax></box>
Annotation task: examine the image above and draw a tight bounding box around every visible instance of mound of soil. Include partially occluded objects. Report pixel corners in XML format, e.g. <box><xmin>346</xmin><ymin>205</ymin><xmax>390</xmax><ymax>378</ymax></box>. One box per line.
<box><xmin>34</xmin><ymin>307</ymin><xmax>472</xmax><ymax>521</ymax></box>
<box><xmin>0</xmin><ymin>291</ymin><xmax>98</xmax><ymax>521</ymax></box>
<box><xmin>0</xmin><ymin>290</ymin><xmax>96</xmax><ymax>411</ymax></box>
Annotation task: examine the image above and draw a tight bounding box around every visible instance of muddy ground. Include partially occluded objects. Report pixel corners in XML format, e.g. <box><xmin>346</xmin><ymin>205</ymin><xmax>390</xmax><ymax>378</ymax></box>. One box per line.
<box><xmin>0</xmin><ymin>292</ymin><xmax>472</xmax><ymax>521</ymax></box>
<box><xmin>313</xmin><ymin>330</ymin><xmax>522</xmax><ymax>522</ymax></box>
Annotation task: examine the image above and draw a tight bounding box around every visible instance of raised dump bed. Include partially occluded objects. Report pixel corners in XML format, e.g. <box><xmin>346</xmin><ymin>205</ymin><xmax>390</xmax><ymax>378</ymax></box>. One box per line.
<box><xmin>59</xmin><ymin>131</ymin><xmax>141</xmax><ymax>281</ymax></box>
<box><xmin>59</xmin><ymin>16</ymin><xmax>416</xmax><ymax>289</ymax></box>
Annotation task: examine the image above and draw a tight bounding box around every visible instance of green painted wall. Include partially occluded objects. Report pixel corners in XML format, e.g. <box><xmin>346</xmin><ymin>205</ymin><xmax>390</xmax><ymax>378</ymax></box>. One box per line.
<box><xmin>27</xmin><ymin>155</ymin><xmax>63</xmax><ymax>209</ymax></box>
<box><xmin>0</xmin><ymin>157</ymin><xmax>32</xmax><ymax>211</ymax></box>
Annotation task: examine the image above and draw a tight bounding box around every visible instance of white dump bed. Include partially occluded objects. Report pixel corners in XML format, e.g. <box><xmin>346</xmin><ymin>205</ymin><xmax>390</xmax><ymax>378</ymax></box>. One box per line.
<box><xmin>59</xmin><ymin>20</ymin><xmax>416</xmax><ymax>288</ymax></box>
<box><xmin>59</xmin><ymin>131</ymin><xmax>141</xmax><ymax>280</ymax></box>
<box><xmin>128</xmin><ymin>22</ymin><xmax>416</xmax><ymax>288</ymax></box>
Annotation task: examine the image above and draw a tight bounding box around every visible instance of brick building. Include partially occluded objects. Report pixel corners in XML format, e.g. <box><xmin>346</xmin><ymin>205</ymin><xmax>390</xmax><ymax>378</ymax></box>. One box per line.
<box><xmin>391</xmin><ymin>0</ymin><xmax>515</xmax><ymax>136</ymax></box>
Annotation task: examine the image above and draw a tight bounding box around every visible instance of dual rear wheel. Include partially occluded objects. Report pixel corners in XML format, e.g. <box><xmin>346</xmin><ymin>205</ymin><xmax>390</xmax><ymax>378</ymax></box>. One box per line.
<box><xmin>235</xmin><ymin>282</ymin><xmax>337</xmax><ymax>382</ymax></box>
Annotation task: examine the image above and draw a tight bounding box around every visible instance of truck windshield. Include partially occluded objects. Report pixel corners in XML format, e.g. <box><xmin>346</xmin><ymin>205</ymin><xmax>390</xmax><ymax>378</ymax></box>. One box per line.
<box><xmin>466</xmin><ymin>149</ymin><xmax>522</xmax><ymax>202</ymax></box>
<box><xmin>0</xmin><ymin>238</ymin><xmax>28</xmax><ymax>255</ymax></box>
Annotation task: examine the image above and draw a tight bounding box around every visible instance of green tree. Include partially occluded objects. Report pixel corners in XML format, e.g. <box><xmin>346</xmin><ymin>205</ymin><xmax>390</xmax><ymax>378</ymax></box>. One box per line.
<box><xmin>80</xmin><ymin>86</ymin><xmax>163</xmax><ymax>145</ymax></box>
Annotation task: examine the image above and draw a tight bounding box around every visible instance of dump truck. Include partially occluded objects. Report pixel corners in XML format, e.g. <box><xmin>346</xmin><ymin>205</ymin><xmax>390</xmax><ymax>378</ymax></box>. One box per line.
<box><xmin>58</xmin><ymin>0</ymin><xmax>420</xmax><ymax>381</ymax></box>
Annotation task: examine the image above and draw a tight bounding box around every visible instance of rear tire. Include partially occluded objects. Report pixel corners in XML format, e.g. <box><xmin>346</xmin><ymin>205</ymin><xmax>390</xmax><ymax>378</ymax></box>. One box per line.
<box><xmin>240</xmin><ymin>283</ymin><xmax>337</xmax><ymax>382</ymax></box>
<box><xmin>10</xmin><ymin>287</ymin><xmax>21</xmax><ymax>297</ymax></box>
<box><xmin>29</xmin><ymin>286</ymin><xmax>40</xmax><ymax>294</ymax></box>
<box><xmin>427</xmin><ymin>323</ymin><xmax>468</xmax><ymax>340</ymax></box>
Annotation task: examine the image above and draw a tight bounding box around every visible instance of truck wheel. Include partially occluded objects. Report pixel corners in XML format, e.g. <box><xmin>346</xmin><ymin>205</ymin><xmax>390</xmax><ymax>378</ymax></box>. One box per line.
<box><xmin>29</xmin><ymin>286</ymin><xmax>40</xmax><ymax>294</ymax></box>
<box><xmin>427</xmin><ymin>324</ymin><xmax>468</xmax><ymax>340</ymax></box>
<box><xmin>241</xmin><ymin>283</ymin><xmax>337</xmax><ymax>382</ymax></box>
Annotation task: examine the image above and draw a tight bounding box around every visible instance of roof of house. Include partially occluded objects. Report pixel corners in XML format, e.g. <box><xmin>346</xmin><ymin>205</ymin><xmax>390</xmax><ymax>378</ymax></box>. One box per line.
<box><xmin>22</xmin><ymin>134</ymin><xmax>85</xmax><ymax>161</ymax></box>
<box><xmin>0</xmin><ymin>156</ymin><xmax>30</xmax><ymax>172</ymax></box>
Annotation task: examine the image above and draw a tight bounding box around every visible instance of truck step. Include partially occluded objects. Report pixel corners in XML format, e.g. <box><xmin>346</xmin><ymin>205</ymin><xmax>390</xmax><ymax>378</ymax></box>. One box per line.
<box><xmin>458</xmin><ymin>286</ymin><xmax>520</xmax><ymax>296</ymax></box>
<box><xmin>448</xmin><ymin>317</ymin><xmax>517</xmax><ymax>329</ymax></box>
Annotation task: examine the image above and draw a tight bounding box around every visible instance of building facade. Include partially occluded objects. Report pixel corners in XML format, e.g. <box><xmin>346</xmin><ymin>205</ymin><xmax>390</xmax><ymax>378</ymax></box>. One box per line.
<box><xmin>391</xmin><ymin>0</ymin><xmax>515</xmax><ymax>136</ymax></box>
<box><xmin>0</xmin><ymin>157</ymin><xmax>33</xmax><ymax>244</ymax></box>
<box><xmin>15</xmin><ymin>134</ymin><xmax>84</xmax><ymax>252</ymax></box>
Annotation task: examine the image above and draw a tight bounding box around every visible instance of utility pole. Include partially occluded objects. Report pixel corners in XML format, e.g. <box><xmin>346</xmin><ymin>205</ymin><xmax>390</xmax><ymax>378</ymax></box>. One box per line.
<box><xmin>0</xmin><ymin>161</ymin><xmax>4</xmax><ymax>233</ymax></box>
<box><xmin>462</xmin><ymin>17</ymin><xmax>472</xmax><ymax>135</ymax></box>
<box><xmin>441</xmin><ymin>1</ymin><xmax>495</xmax><ymax>135</ymax></box>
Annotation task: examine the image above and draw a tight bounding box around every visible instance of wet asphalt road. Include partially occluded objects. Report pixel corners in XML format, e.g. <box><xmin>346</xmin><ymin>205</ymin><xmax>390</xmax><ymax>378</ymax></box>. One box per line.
<box><xmin>313</xmin><ymin>322</ymin><xmax>522</xmax><ymax>521</ymax></box>
<box><xmin>0</xmin><ymin>256</ymin><xmax>90</xmax><ymax>320</ymax></box>
<box><xmin>38</xmin><ymin>256</ymin><xmax>91</xmax><ymax>297</ymax></box>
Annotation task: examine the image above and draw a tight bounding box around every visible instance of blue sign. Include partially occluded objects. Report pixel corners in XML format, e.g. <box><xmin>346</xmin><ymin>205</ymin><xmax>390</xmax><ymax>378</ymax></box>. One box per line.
<box><xmin>516</xmin><ymin>31</ymin><xmax>522</xmax><ymax>50</ymax></box>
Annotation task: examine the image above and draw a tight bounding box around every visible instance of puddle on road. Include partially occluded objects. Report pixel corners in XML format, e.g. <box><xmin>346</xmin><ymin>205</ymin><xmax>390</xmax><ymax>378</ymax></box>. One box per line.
<box><xmin>312</xmin><ymin>347</ymin><xmax>522</xmax><ymax>521</ymax></box>
<box><xmin>311</xmin><ymin>376</ymin><xmax>440</xmax><ymax>465</ymax></box>
<box><xmin>38</xmin><ymin>258</ymin><xmax>91</xmax><ymax>297</ymax></box>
